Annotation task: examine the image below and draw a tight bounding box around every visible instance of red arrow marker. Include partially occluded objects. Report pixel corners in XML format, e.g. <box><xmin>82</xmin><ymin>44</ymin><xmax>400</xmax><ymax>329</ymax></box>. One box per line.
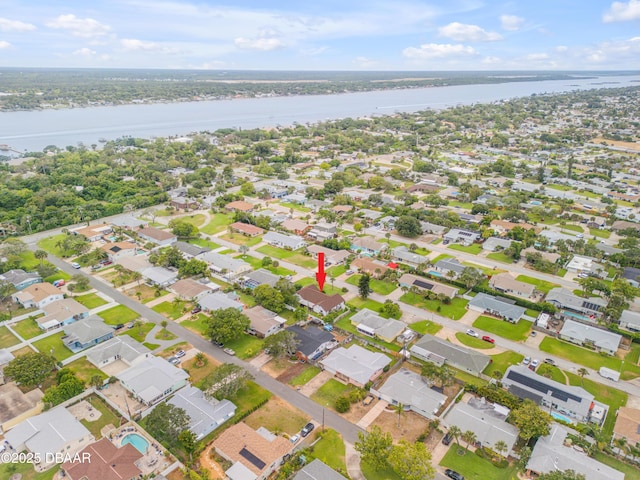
<box><xmin>316</xmin><ymin>252</ymin><xmax>326</xmax><ymax>291</ymax></box>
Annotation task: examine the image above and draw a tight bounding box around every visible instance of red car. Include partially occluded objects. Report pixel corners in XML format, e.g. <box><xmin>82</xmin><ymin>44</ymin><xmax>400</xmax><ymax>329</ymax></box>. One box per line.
<box><xmin>482</xmin><ymin>335</ymin><xmax>495</xmax><ymax>343</ymax></box>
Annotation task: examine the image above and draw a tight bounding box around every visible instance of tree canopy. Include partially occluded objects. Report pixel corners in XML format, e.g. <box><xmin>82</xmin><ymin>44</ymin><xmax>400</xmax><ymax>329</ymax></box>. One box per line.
<box><xmin>205</xmin><ymin>308</ymin><xmax>250</xmax><ymax>344</ymax></box>
<box><xmin>4</xmin><ymin>352</ymin><xmax>56</xmax><ymax>388</ymax></box>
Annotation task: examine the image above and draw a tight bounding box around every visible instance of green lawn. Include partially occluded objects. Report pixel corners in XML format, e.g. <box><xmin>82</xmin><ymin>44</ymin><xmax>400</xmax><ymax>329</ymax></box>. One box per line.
<box><xmin>410</xmin><ymin>320</ymin><xmax>443</xmax><ymax>335</ymax></box>
<box><xmin>487</xmin><ymin>252</ymin><xmax>514</xmax><ymax>263</ymax></box>
<box><xmin>431</xmin><ymin>253</ymin><xmax>454</xmax><ymax>264</ymax></box>
<box><xmin>347</xmin><ymin>297</ymin><xmax>385</xmax><ymax>312</ymax></box>
<box><xmin>593</xmin><ymin>452</ymin><xmax>639</xmax><ymax>480</ymax></box>
<box><xmin>36</xmin><ymin>233</ymin><xmax>69</xmax><ymax>257</ymax></box>
<box><xmin>256</xmin><ymin>245</ymin><xmax>316</xmax><ymax>268</ymax></box>
<box><xmin>536</xmin><ymin>364</ymin><xmax>567</xmax><ymax>384</ymax></box>
<box><xmin>11</xmin><ymin>317</ymin><xmax>43</xmax><ymax>340</ymax></box>
<box><xmin>152</xmin><ymin>301</ymin><xmax>191</xmax><ymax>320</ymax></box>
<box><xmin>279</xmin><ymin>201</ymin><xmax>311</xmax><ymax>212</ymax></box>
<box><xmin>33</xmin><ymin>332</ymin><xmax>73</xmax><ymax>361</ymax></box>
<box><xmin>227</xmin><ymin>380</ymin><xmax>272</xmax><ymax>422</ymax></box>
<box><xmin>566</xmin><ymin>371</ymin><xmax>627</xmax><ymax>437</ymax></box>
<box><xmin>154</xmin><ymin>328</ymin><xmax>177</xmax><ymax>341</ymax></box>
<box><xmin>290</xmin><ymin>365</ymin><xmax>322</xmax><ymax>386</ymax></box>
<box><xmin>80</xmin><ymin>395</ymin><xmax>123</xmax><ymax>439</ymax></box>
<box><xmin>310</xmin><ymin>429</ymin><xmax>347</xmax><ymax>475</ymax></box>
<box><xmin>449</xmin><ymin>200</ymin><xmax>473</xmax><ymax>210</ymax></box>
<box><xmin>43</xmin><ymin>270</ymin><xmax>71</xmax><ymax>283</ymax></box>
<box><xmin>560</xmin><ymin>223</ymin><xmax>585</xmax><ymax>233</ymax></box>
<box><xmin>97</xmin><ymin>304</ymin><xmax>140</xmax><ymax>325</ymax></box>
<box><xmin>74</xmin><ymin>293</ymin><xmax>108</xmax><ymax>309</ymax></box>
<box><xmin>547</xmin><ymin>184</ymin><xmax>573</xmax><ymax>191</ymax></box>
<box><xmin>200</xmin><ymin>213</ymin><xmax>233</xmax><ymax>235</ymax></box>
<box><xmin>0</xmin><ymin>457</ymin><xmax>59</xmax><ymax>480</ymax></box>
<box><xmin>66</xmin><ymin>357</ymin><xmax>108</xmax><ymax>383</ymax></box>
<box><xmin>143</xmin><ymin>342</ymin><xmax>160</xmax><ymax>350</ymax></box>
<box><xmin>455</xmin><ymin>332</ymin><xmax>495</xmax><ymax>349</ymax></box>
<box><xmin>399</xmin><ymin>292</ymin><xmax>469</xmax><ymax>320</ymax></box>
<box><xmin>483</xmin><ymin>351</ymin><xmax>524</xmax><ymax>377</ymax></box>
<box><xmin>448</xmin><ymin>243</ymin><xmax>483</xmax><ymax>255</ymax></box>
<box><xmin>346</xmin><ymin>274</ymin><xmax>397</xmax><ymax>295</ymax></box>
<box><xmin>361</xmin><ymin>461</ymin><xmax>402</xmax><ymax>480</ymax></box>
<box><xmin>187</xmin><ymin>237</ymin><xmax>221</xmax><ymax>249</ymax></box>
<box><xmin>311</xmin><ymin>379</ymin><xmax>354</xmax><ymax>408</ymax></box>
<box><xmin>179</xmin><ymin>213</ymin><xmax>206</xmax><ymax>227</ymax></box>
<box><xmin>472</xmin><ymin>316</ymin><xmax>531</xmax><ymax>341</ymax></box>
<box><xmin>181</xmin><ymin>313</ymin><xmax>209</xmax><ymax>336</ymax></box>
<box><xmin>119</xmin><ymin>323</ymin><xmax>155</xmax><ymax>343</ymax></box>
<box><xmin>0</xmin><ymin>325</ymin><xmax>20</xmax><ymax>348</ymax></box>
<box><xmin>414</xmin><ymin>247</ymin><xmax>431</xmax><ymax>256</ymax></box>
<box><xmin>515</xmin><ymin>275</ymin><xmax>559</xmax><ymax>294</ymax></box>
<box><xmin>219</xmin><ymin>232</ymin><xmax>263</xmax><ymax>247</ymax></box>
<box><xmin>235</xmin><ymin>254</ymin><xmax>295</xmax><ymax>276</ymax></box>
<box><xmin>440</xmin><ymin>445</ymin><xmax>518</xmax><ymax>480</ymax></box>
<box><xmin>327</xmin><ymin>264</ymin><xmax>347</xmax><ymax>277</ymax></box>
<box><xmin>590</xmin><ymin>228</ymin><xmax>611</xmax><ymax>239</ymax></box>
<box><xmin>225</xmin><ymin>334</ymin><xmax>264</xmax><ymax>359</ymax></box>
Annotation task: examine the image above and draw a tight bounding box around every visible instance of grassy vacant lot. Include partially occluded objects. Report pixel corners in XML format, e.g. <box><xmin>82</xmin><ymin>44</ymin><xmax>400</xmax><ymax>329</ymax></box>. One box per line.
<box><xmin>455</xmin><ymin>332</ymin><xmax>495</xmax><ymax>350</ymax></box>
<box><xmin>119</xmin><ymin>323</ymin><xmax>154</xmax><ymax>343</ymax></box>
<box><xmin>44</xmin><ymin>270</ymin><xmax>72</xmax><ymax>283</ymax></box>
<box><xmin>279</xmin><ymin>201</ymin><xmax>311</xmax><ymax>212</ymax></box>
<box><xmin>178</xmin><ymin>213</ymin><xmax>206</xmax><ymax>228</ymax></box>
<box><xmin>152</xmin><ymin>301</ymin><xmax>191</xmax><ymax>320</ymax></box>
<box><xmin>200</xmin><ymin>213</ymin><xmax>233</xmax><ymax>235</ymax></box>
<box><xmin>219</xmin><ymin>232</ymin><xmax>263</xmax><ymax>246</ymax></box>
<box><xmin>237</xmin><ymin>254</ymin><xmax>295</xmax><ymax>276</ymax></box>
<box><xmin>590</xmin><ymin>228</ymin><xmax>611</xmax><ymax>239</ymax></box>
<box><xmin>347</xmin><ymin>297</ymin><xmax>385</xmax><ymax>312</ymax></box>
<box><xmin>448</xmin><ymin>243</ymin><xmax>483</xmax><ymax>255</ymax></box>
<box><xmin>256</xmin><ymin>245</ymin><xmax>317</xmax><ymax>269</ymax></box>
<box><xmin>181</xmin><ymin>313</ymin><xmax>209</xmax><ymax>336</ymax></box>
<box><xmin>311</xmin><ymin>379</ymin><xmax>354</xmax><ymax>409</ymax></box>
<box><xmin>399</xmin><ymin>292</ymin><xmax>469</xmax><ymax>320</ymax></box>
<box><xmin>97</xmin><ymin>305</ymin><xmax>140</xmax><ymax>325</ymax></box>
<box><xmin>66</xmin><ymin>357</ymin><xmax>108</xmax><ymax>383</ymax></box>
<box><xmin>410</xmin><ymin>320</ymin><xmax>443</xmax><ymax>335</ymax></box>
<box><xmin>483</xmin><ymin>351</ymin><xmax>524</xmax><ymax>377</ymax></box>
<box><xmin>181</xmin><ymin>354</ymin><xmax>220</xmax><ymax>386</ymax></box>
<box><xmin>81</xmin><ymin>395</ymin><xmax>123</xmax><ymax>439</ymax></box>
<box><xmin>486</xmin><ymin>252</ymin><xmax>514</xmax><ymax>264</ymax></box>
<box><xmin>37</xmin><ymin>233</ymin><xmax>69</xmax><ymax>257</ymax></box>
<box><xmin>515</xmin><ymin>275</ymin><xmax>559</xmax><ymax>294</ymax></box>
<box><xmin>472</xmin><ymin>316</ymin><xmax>531</xmax><ymax>341</ymax></box>
<box><xmin>431</xmin><ymin>253</ymin><xmax>454</xmax><ymax>264</ymax></box>
<box><xmin>440</xmin><ymin>446</ymin><xmax>518</xmax><ymax>480</ymax></box>
<box><xmin>290</xmin><ymin>365</ymin><xmax>322</xmax><ymax>386</ymax></box>
<box><xmin>12</xmin><ymin>317</ymin><xmax>43</xmax><ymax>340</ymax></box>
<box><xmin>560</xmin><ymin>223</ymin><xmax>585</xmax><ymax>233</ymax></box>
<box><xmin>245</xmin><ymin>397</ymin><xmax>308</xmax><ymax>435</ymax></box>
<box><xmin>187</xmin><ymin>237</ymin><xmax>221</xmax><ymax>249</ymax></box>
<box><xmin>328</xmin><ymin>264</ymin><xmax>347</xmax><ymax>277</ymax></box>
<box><xmin>346</xmin><ymin>274</ymin><xmax>397</xmax><ymax>295</ymax></box>
<box><xmin>229</xmin><ymin>381</ymin><xmax>272</xmax><ymax>421</ymax></box>
<box><xmin>33</xmin><ymin>332</ymin><xmax>73</xmax><ymax>361</ymax></box>
<box><xmin>225</xmin><ymin>334</ymin><xmax>264</xmax><ymax>359</ymax></box>
<box><xmin>74</xmin><ymin>293</ymin><xmax>108</xmax><ymax>309</ymax></box>
<box><xmin>566</xmin><ymin>371</ymin><xmax>627</xmax><ymax>437</ymax></box>
<box><xmin>310</xmin><ymin>429</ymin><xmax>347</xmax><ymax>475</ymax></box>
<box><xmin>0</xmin><ymin>325</ymin><xmax>20</xmax><ymax>348</ymax></box>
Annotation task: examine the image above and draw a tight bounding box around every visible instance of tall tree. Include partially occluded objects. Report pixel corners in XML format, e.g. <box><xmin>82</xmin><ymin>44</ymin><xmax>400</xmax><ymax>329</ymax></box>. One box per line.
<box><xmin>354</xmin><ymin>426</ymin><xmax>393</xmax><ymax>470</ymax></box>
<box><xmin>205</xmin><ymin>308</ymin><xmax>250</xmax><ymax>344</ymax></box>
<box><xmin>458</xmin><ymin>267</ymin><xmax>485</xmax><ymax>290</ymax></box>
<box><xmin>200</xmin><ymin>363</ymin><xmax>253</xmax><ymax>401</ymax></box>
<box><xmin>263</xmin><ymin>330</ymin><xmax>299</xmax><ymax>358</ymax></box>
<box><xmin>145</xmin><ymin>403</ymin><xmax>190</xmax><ymax>447</ymax></box>
<box><xmin>509</xmin><ymin>399</ymin><xmax>552</xmax><ymax>442</ymax></box>
<box><xmin>387</xmin><ymin>440</ymin><xmax>435</xmax><ymax>480</ymax></box>
<box><xmin>448</xmin><ymin>425</ymin><xmax>462</xmax><ymax>450</ymax></box>
<box><xmin>577</xmin><ymin>367</ymin><xmax>589</xmax><ymax>385</ymax></box>
<box><xmin>461</xmin><ymin>430</ymin><xmax>477</xmax><ymax>453</ymax></box>
<box><xmin>4</xmin><ymin>352</ymin><xmax>56</xmax><ymax>388</ymax></box>
<box><xmin>34</xmin><ymin>249</ymin><xmax>48</xmax><ymax>266</ymax></box>
<box><xmin>359</xmin><ymin>273</ymin><xmax>371</xmax><ymax>299</ymax></box>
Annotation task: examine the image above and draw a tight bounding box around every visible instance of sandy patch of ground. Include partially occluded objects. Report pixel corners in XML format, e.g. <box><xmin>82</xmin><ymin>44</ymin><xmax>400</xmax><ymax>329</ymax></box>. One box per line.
<box><xmin>68</xmin><ymin>400</ymin><xmax>102</xmax><ymax>422</ymax></box>
<box><xmin>591</xmin><ymin>137</ymin><xmax>640</xmax><ymax>151</ymax></box>
<box><xmin>369</xmin><ymin>410</ymin><xmax>432</xmax><ymax>443</ymax></box>
<box><xmin>199</xmin><ymin>444</ymin><xmax>226</xmax><ymax>480</ymax></box>
<box><xmin>244</xmin><ymin>396</ymin><xmax>308</xmax><ymax>436</ymax></box>
<box><xmin>276</xmin><ymin>362</ymin><xmax>307</xmax><ymax>383</ymax></box>
<box><xmin>262</xmin><ymin>357</ymin><xmax>296</xmax><ymax>377</ymax></box>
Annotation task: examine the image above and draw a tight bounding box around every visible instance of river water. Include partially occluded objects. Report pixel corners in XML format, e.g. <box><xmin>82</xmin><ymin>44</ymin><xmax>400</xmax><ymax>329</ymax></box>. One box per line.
<box><xmin>1</xmin><ymin>74</ymin><xmax>639</xmax><ymax>152</ymax></box>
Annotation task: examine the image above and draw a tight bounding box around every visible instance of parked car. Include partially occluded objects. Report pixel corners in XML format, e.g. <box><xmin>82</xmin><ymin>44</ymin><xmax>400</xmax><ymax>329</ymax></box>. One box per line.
<box><xmin>530</xmin><ymin>359</ymin><xmax>540</xmax><ymax>369</ymax></box>
<box><xmin>167</xmin><ymin>356</ymin><xmax>180</xmax><ymax>365</ymax></box>
<box><xmin>466</xmin><ymin>329</ymin><xmax>478</xmax><ymax>337</ymax></box>
<box><xmin>523</xmin><ymin>356</ymin><xmax>531</xmax><ymax>365</ymax></box>
<box><xmin>445</xmin><ymin>469</ymin><xmax>464</xmax><ymax>480</ymax></box>
<box><xmin>190</xmin><ymin>306</ymin><xmax>202</xmax><ymax>314</ymax></box>
<box><xmin>52</xmin><ymin>279</ymin><xmax>65</xmax><ymax>287</ymax></box>
<box><xmin>530</xmin><ymin>331</ymin><xmax>537</xmax><ymax>337</ymax></box>
<box><xmin>289</xmin><ymin>434</ymin><xmax>300</xmax><ymax>444</ymax></box>
<box><xmin>544</xmin><ymin>358</ymin><xmax>556</xmax><ymax>366</ymax></box>
<box><xmin>482</xmin><ymin>335</ymin><xmax>495</xmax><ymax>343</ymax></box>
<box><xmin>345</xmin><ymin>270</ymin><xmax>354</xmax><ymax>275</ymax></box>
<box><xmin>223</xmin><ymin>347</ymin><xmax>236</xmax><ymax>356</ymax></box>
<box><xmin>363</xmin><ymin>395</ymin><xmax>374</xmax><ymax>406</ymax></box>
<box><xmin>71</xmin><ymin>262</ymin><xmax>81</xmax><ymax>269</ymax></box>
<box><xmin>91</xmin><ymin>264</ymin><xmax>102</xmax><ymax>271</ymax></box>
<box><xmin>175</xmin><ymin>350</ymin><xmax>186</xmax><ymax>358</ymax></box>
<box><xmin>442</xmin><ymin>432</ymin><xmax>452</xmax><ymax>445</ymax></box>
<box><xmin>301</xmin><ymin>422</ymin><xmax>315</xmax><ymax>437</ymax></box>
<box><xmin>99</xmin><ymin>259</ymin><xmax>112</xmax><ymax>266</ymax></box>
<box><xmin>113</xmin><ymin>324</ymin><xmax>124</xmax><ymax>330</ymax></box>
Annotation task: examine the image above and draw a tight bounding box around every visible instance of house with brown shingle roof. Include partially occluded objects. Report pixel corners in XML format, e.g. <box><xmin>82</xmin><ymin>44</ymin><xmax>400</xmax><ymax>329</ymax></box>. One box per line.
<box><xmin>613</xmin><ymin>407</ymin><xmax>640</xmax><ymax>447</ymax></box>
<box><xmin>225</xmin><ymin>200</ymin><xmax>256</xmax><ymax>213</ymax></box>
<box><xmin>12</xmin><ymin>282</ymin><xmax>63</xmax><ymax>309</ymax></box>
<box><xmin>101</xmin><ymin>241</ymin><xmax>137</xmax><ymax>262</ymax></box>
<box><xmin>280</xmin><ymin>218</ymin><xmax>312</xmax><ymax>235</ymax></box>
<box><xmin>350</xmin><ymin>257</ymin><xmax>390</xmax><ymax>278</ymax></box>
<box><xmin>61</xmin><ymin>437</ymin><xmax>143</xmax><ymax>480</ymax></box>
<box><xmin>490</xmin><ymin>219</ymin><xmax>537</xmax><ymax>236</ymax></box>
<box><xmin>137</xmin><ymin>226</ymin><xmax>177</xmax><ymax>246</ymax></box>
<box><xmin>297</xmin><ymin>285</ymin><xmax>345</xmax><ymax>316</ymax></box>
<box><xmin>229</xmin><ymin>222</ymin><xmax>265</xmax><ymax>237</ymax></box>
<box><xmin>170</xmin><ymin>278</ymin><xmax>216</xmax><ymax>301</ymax></box>
<box><xmin>489</xmin><ymin>272</ymin><xmax>536</xmax><ymax>299</ymax></box>
<box><xmin>213</xmin><ymin>422</ymin><xmax>294</xmax><ymax>480</ymax></box>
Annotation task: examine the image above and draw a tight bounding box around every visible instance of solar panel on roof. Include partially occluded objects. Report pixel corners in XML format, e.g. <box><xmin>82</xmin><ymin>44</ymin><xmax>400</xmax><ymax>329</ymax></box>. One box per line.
<box><xmin>507</xmin><ymin>370</ymin><xmax>582</xmax><ymax>403</ymax></box>
<box><xmin>413</xmin><ymin>280</ymin><xmax>434</xmax><ymax>290</ymax></box>
<box><xmin>239</xmin><ymin>447</ymin><xmax>266</xmax><ymax>470</ymax></box>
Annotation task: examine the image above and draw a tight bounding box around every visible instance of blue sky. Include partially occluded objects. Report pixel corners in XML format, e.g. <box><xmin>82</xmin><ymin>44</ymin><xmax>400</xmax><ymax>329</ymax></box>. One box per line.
<box><xmin>1</xmin><ymin>0</ymin><xmax>640</xmax><ymax>70</ymax></box>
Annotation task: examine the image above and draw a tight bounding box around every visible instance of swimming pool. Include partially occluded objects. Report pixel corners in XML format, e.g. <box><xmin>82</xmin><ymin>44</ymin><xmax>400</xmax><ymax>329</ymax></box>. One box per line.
<box><xmin>551</xmin><ymin>412</ymin><xmax>572</xmax><ymax>424</ymax></box>
<box><xmin>122</xmin><ymin>433</ymin><xmax>149</xmax><ymax>454</ymax></box>
<box><xmin>529</xmin><ymin>201</ymin><xmax>542</xmax><ymax>206</ymax></box>
<box><xmin>428</xmin><ymin>271</ymin><xmax>443</xmax><ymax>277</ymax></box>
<box><xmin>562</xmin><ymin>310</ymin><xmax>594</xmax><ymax>323</ymax></box>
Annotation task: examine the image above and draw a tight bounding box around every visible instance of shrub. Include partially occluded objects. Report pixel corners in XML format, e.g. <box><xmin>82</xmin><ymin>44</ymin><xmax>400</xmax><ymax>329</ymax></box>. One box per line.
<box><xmin>335</xmin><ymin>396</ymin><xmax>350</xmax><ymax>413</ymax></box>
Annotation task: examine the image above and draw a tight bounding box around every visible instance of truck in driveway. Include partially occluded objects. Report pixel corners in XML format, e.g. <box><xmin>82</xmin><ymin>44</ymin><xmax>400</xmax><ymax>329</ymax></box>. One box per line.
<box><xmin>599</xmin><ymin>366</ymin><xmax>620</xmax><ymax>382</ymax></box>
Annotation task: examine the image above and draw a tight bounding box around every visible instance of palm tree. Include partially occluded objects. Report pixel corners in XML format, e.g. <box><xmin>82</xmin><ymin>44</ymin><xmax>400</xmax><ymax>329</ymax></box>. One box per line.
<box><xmin>577</xmin><ymin>367</ymin><xmax>589</xmax><ymax>385</ymax></box>
<box><xmin>34</xmin><ymin>249</ymin><xmax>48</xmax><ymax>266</ymax></box>
<box><xmin>448</xmin><ymin>425</ymin><xmax>462</xmax><ymax>451</ymax></box>
<box><xmin>131</xmin><ymin>271</ymin><xmax>142</xmax><ymax>287</ymax></box>
<box><xmin>462</xmin><ymin>430</ymin><xmax>477</xmax><ymax>453</ymax></box>
<box><xmin>195</xmin><ymin>352</ymin><xmax>207</xmax><ymax>367</ymax></box>
<box><xmin>394</xmin><ymin>402</ymin><xmax>404</xmax><ymax>428</ymax></box>
<box><xmin>239</xmin><ymin>245</ymin><xmax>249</xmax><ymax>257</ymax></box>
<box><xmin>494</xmin><ymin>440</ymin><xmax>508</xmax><ymax>462</ymax></box>
<box><xmin>613</xmin><ymin>437</ymin><xmax>628</xmax><ymax>460</ymax></box>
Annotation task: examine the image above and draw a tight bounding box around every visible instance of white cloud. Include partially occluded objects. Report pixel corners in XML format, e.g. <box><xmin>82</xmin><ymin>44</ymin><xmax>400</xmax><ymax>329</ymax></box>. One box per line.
<box><xmin>604</xmin><ymin>0</ymin><xmax>640</xmax><ymax>22</ymax></box>
<box><xmin>402</xmin><ymin>43</ymin><xmax>476</xmax><ymax>60</ymax></box>
<box><xmin>353</xmin><ymin>56</ymin><xmax>379</xmax><ymax>68</ymax></box>
<box><xmin>234</xmin><ymin>37</ymin><xmax>285</xmax><ymax>51</ymax></box>
<box><xmin>555</xmin><ymin>45</ymin><xmax>568</xmax><ymax>52</ymax></box>
<box><xmin>500</xmin><ymin>15</ymin><xmax>524</xmax><ymax>31</ymax></box>
<box><xmin>0</xmin><ymin>41</ymin><xmax>11</xmax><ymax>49</ymax></box>
<box><xmin>0</xmin><ymin>17</ymin><xmax>36</xmax><ymax>32</ymax></box>
<box><xmin>46</xmin><ymin>14</ymin><xmax>111</xmax><ymax>38</ymax></box>
<box><xmin>73</xmin><ymin>47</ymin><xmax>96</xmax><ymax>56</ymax></box>
<box><xmin>438</xmin><ymin>22</ymin><xmax>502</xmax><ymax>42</ymax></box>
<box><xmin>120</xmin><ymin>38</ymin><xmax>180</xmax><ymax>54</ymax></box>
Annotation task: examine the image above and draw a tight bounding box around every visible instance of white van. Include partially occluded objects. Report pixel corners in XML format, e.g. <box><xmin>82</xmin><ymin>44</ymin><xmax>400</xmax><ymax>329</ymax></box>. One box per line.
<box><xmin>599</xmin><ymin>366</ymin><xmax>620</xmax><ymax>382</ymax></box>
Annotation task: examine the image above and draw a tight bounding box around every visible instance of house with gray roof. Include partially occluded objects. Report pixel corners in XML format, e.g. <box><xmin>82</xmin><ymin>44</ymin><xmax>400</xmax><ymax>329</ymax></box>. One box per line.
<box><xmin>482</xmin><ymin>237</ymin><xmax>513</xmax><ymax>252</ymax></box>
<box><xmin>197</xmin><ymin>251</ymin><xmax>252</xmax><ymax>280</ymax></box>
<box><xmin>468</xmin><ymin>293</ymin><xmax>526</xmax><ymax>323</ymax></box>
<box><xmin>622</xmin><ymin>267</ymin><xmax>640</xmax><ymax>288</ymax></box>
<box><xmin>373</xmin><ymin>368</ymin><xmax>446</xmax><ymax>420</ymax></box>
<box><xmin>420</xmin><ymin>221</ymin><xmax>447</xmax><ymax>235</ymax></box>
<box><xmin>293</xmin><ymin>459</ymin><xmax>348</xmax><ymax>480</ymax></box>
<box><xmin>559</xmin><ymin>320</ymin><xmax>622</xmax><ymax>355</ymax></box>
<box><xmin>175</xmin><ymin>241</ymin><xmax>210</xmax><ymax>259</ymax></box>
<box><xmin>444</xmin><ymin>399</ymin><xmax>519</xmax><ymax>456</ymax></box>
<box><xmin>0</xmin><ymin>348</ymin><xmax>14</xmax><ymax>366</ymax></box>
<box><xmin>502</xmin><ymin>365</ymin><xmax>604</xmax><ymax>424</ymax></box>
<box><xmin>307</xmin><ymin>245</ymin><xmax>350</xmax><ymax>265</ymax></box>
<box><xmin>350</xmin><ymin>236</ymin><xmax>387</xmax><ymax>256</ymax></box>
<box><xmin>539</xmin><ymin>230</ymin><xmax>575</xmax><ymax>245</ymax></box>
<box><xmin>391</xmin><ymin>246</ymin><xmax>427</xmax><ymax>268</ymax></box>
<box><xmin>527</xmin><ymin>424</ymin><xmax>624</xmax><ymax>480</ymax></box>
<box><xmin>5</xmin><ymin>406</ymin><xmax>94</xmax><ymax>470</ymax></box>
<box><xmin>432</xmin><ymin>258</ymin><xmax>467</xmax><ymax>278</ymax></box>
<box><xmin>198</xmin><ymin>291</ymin><xmax>243</xmax><ymax>312</ymax></box>
<box><xmin>141</xmin><ymin>266</ymin><xmax>178</xmax><ymax>287</ymax></box>
<box><xmin>398</xmin><ymin>273</ymin><xmax>458</xmax><ymax>299</ymax></box>
<box><xmin>263</xmin><ymin>231</ymin><xmax>306</xmax><ymax>250</ymax></box>
<box><xmin>240</xmin><ymin>268</ymin><xmax>280</xmax><ymax>290</ymax></box>
<box><xmin>117</xmin><ymin>356</ymin><xmax>189</xmax><ymax>406</ymax></box>
<box><xmin>62</xmin><ymin>316</ymin><xmax>114</xmax><ymax>353</ymax></box>
<box><xmin>350</xmin><ymin>308</ymin><xmax>405</xmax><ymax>343</ymax></box>
<box><xmin>488</xmin><ymin>273</ymin><xmax>535</xmax><ymax>299</ymax></box>
<box><xmin>320</xmin><ymin>345</ymin><xmax>390</xmax><ymax>387</ymax></box>
<box><xmin>546</xmin><ymin>287</ymin><xmax>606</xmax><ymax>321</ymax></box>
<box><xmin>167</xmin><ymin>386</ymin><xmax>236</xmax><ymax>440</ymax></box>
<box><xmin>0</xmin><ymin>269</ymin><xmax>42</xmax><ymax>290</ymax></box>
<box><xmin>444</xmin><ymin>229</ymin><xmax>481</xmax><ymax>246</ymax></box>
<box><xmin>87</xmin><ymin>336</ymin><xmax>152</xmax><ymax>369</ymax></box>
<box><xmin>619</xmin><ymin>309</ymin><xmax>640</xmax><ymax>332</ymax></box>
<box><xmin>410</xmin><ymin>335</ymin><xmax>490</xmax><ymax>375</ymax></box>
